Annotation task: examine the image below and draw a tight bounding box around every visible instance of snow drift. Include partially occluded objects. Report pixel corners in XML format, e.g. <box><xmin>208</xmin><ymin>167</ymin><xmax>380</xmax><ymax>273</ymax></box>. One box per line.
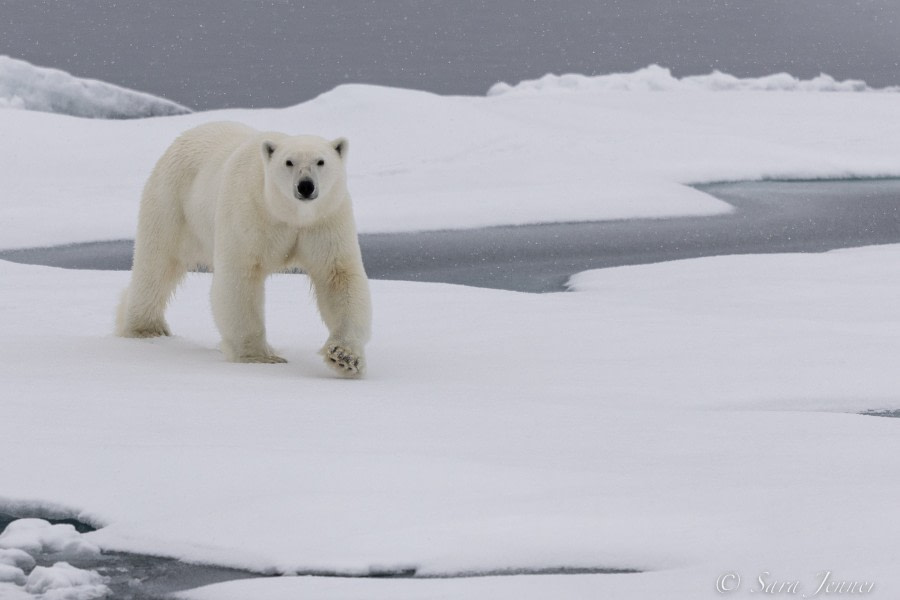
<box><xmin>488</xmin><ymin>64</ymin><xmax>900</xmax><ymax>95</ymax></box>
<box><xmin>0</xmin><ymin>55</ymin><xmax>191</xmax><ymax>119</ymax></box>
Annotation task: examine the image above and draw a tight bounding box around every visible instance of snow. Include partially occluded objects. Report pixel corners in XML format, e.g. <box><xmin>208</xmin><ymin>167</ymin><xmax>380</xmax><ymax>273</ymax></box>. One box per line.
<box><xmin>0</xmin><ymin>520</ymin><xmax>99</xmax><ymax>560</ymax></box>
<box><xmin>2</xmin><ymin>65</ymin><xmax>899</xmax><ymax>599</ymax></box>
<box><xmin>4</xmin><ymin>66</ymin><xmax>900</xmax><ymax>249</ymax></box>
<box><xmin>0</xmin><ymin>520</ymin><xmax>106</xmax><ymax>599</ymax></box>
<box><xmin>23</xmin><ymin>563</ymin><xmax>108</xmax><ymax>600</ymax></box>
<box><xmin>488</xmin><ymin>63</ymin><xmax>900</xmax><ymax>95</ymax></box>
<box><xmin>0</xmin><ymin>583</ymin><xmax>34</xmax><ymax>600</ymax></box>
<box><xmin>0</xmin><ymin>548</ymin><xmax>34</xmax><ymax>581</ymax></box>
<box><xmin>0</xmin><ymin>549</ymin><xmax>35</xmax><ymax>572</ymax></box>
<box><xmin>1</xmin><ymin>245</ymin><xmax>899</xmax><ymax>598</ymax></box>
<box><xmin>0</xmin><ymin>564</ymin><xmax>27</xmax><ymax>585</ymax></box>
<box><xmin>0</xmin><ymin>55</ymin><xmax>190</xmax><ymax>119</ymax></box>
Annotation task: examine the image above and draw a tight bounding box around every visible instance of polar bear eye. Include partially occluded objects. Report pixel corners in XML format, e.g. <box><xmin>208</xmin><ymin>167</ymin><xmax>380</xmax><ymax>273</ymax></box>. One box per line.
<box><xmin>317</xmin><ymin>159</ymin><xmax>325</xmax><ymax>167</ymax></box>
<box><xmin>285</xmin><ymin>160</ymin><xmax>293</xmax><ymax>167</ymax></box>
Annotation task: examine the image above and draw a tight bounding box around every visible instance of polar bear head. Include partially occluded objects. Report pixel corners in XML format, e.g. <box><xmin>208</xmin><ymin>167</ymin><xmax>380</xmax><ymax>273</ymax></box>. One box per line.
<box><xmin>261</xmin><ymin>135</ymin><xmax>349</xmax><ymax>225</ymax></box>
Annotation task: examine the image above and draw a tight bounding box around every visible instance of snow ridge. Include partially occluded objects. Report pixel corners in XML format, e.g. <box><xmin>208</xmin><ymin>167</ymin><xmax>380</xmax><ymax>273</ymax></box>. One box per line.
<box><xmin>0</xmin><ymin>55</ymin><xmax>191</xmax><ymax>119</ymax></box>
<box><xmin>488</xmin><ymin>64</ymin><xmax>900</xmax><ymax>95</ymax></box>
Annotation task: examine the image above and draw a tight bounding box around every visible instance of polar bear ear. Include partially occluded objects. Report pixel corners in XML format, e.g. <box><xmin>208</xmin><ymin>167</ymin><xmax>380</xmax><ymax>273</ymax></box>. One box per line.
<box><xmin>332</xmin><ymin>138</ymin><xmax>348</xmax><ymax>160</ymax></box>
<box><xmin>262</xmin><ymin>141</ymin><xmax>277</xmax><ymax>161</ymax></box>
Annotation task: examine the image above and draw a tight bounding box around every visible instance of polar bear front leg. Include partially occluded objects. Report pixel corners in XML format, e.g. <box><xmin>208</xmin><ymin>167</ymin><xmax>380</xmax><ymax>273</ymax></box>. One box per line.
<box><xmin>211</xmin><ymin>264</ymin><xmax>286</xmax><ymax>364</ymax></box>
<box><xmin>308</xmin><ymin>261</ymin><xmax>372</xmax><ymax>378</ymax></box>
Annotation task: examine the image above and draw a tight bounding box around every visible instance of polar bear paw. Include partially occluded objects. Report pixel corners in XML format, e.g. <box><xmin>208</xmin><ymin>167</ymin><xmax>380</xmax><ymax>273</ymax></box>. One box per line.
<box><xmin>236</xmin><ymin>353</ymin><xmax>287</xmax><ymax>364</ymax></box>
<box><xmin>322</xmin><ymin>344</ymin><xmax>365</xmax><ymax>378</ymax></box>
<box><xmin>122</xmin><ymin>322</ymin><xmax>171</xmax><ymax>338</ymax></box>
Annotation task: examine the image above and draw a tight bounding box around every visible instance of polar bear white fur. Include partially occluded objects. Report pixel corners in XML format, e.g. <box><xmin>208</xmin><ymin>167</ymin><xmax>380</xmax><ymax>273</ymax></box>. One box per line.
<box><xmin>116</xmin><ymin>121</ymin><xmax>372</xmax><ymax>377</ymax></box>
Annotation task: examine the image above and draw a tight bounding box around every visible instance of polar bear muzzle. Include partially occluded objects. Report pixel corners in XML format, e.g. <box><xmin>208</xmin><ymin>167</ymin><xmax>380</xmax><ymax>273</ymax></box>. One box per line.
<box><xmin>296</xmin><ymin>177</ymin><xmax>317</xmax><ymax>200</ymax></box>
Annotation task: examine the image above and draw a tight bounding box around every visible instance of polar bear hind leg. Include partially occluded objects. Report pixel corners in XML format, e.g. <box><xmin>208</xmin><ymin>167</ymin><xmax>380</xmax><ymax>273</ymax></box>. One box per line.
<box><xmin>116</xmin><ymin>171</ymin><xmax>188</xmax><ymax>338</ymax></box>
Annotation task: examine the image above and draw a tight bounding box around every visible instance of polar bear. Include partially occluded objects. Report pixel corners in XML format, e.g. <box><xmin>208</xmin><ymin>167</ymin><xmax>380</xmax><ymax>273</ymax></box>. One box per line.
<box><xmin>116</xmin><ymin>121</ymin><xmax>371</xmax><ymax>377</ymax></box>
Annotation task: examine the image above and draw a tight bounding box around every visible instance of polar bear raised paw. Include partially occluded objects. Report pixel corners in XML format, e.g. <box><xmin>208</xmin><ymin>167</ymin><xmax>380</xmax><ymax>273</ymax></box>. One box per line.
<box><xmin>323</xmin><ymin>344</ymin><xmax>365</xmax><ymax>378</ymax></box>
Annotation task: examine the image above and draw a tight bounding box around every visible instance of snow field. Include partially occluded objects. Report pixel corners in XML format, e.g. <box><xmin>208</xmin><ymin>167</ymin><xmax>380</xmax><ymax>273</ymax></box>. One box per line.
<box><xmin>1</xmin><ymin>244</ymin><xmax>899</xmax><ymax>598</ymax></box>
<box><xmin>3</xmin><ymin>67</ymin><xmax>900</xmax><ymax>249</ymax></box>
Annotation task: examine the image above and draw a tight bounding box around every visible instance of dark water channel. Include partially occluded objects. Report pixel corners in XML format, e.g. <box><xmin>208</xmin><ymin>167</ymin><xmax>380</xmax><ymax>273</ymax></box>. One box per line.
<box><xmin>2</xmin><ymin>179</ymin><xmax>899</xmax><ymax>293</ymax></box>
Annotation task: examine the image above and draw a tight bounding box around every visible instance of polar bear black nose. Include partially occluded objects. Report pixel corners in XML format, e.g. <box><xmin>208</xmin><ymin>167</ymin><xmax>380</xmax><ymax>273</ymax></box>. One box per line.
<box><xmin>297</xmin><ymin>178</ymin><xmax>316</xmax><ymax>200</ymax></box>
